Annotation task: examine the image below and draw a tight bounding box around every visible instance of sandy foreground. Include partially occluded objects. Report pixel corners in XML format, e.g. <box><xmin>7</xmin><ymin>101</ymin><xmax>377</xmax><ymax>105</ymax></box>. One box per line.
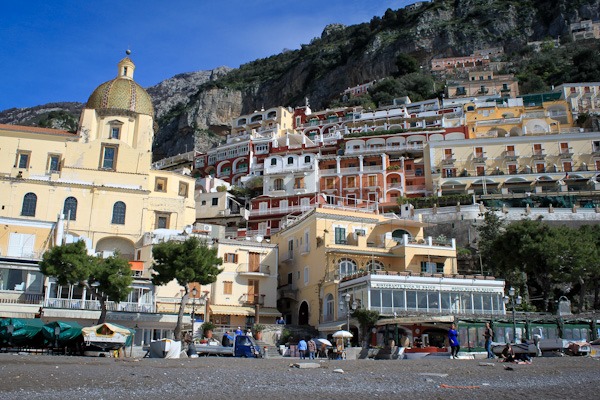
<box><xmin>0</xmin><ymin>354</ymin><xmax>598</xmax><ymax>400</ymax></box>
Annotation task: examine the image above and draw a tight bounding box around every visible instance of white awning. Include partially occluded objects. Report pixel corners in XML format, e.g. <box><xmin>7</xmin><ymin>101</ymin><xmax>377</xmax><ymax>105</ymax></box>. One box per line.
<box><xmin>209</xmin><ymin>305</ymin><xmax>281</xmax><ymax>317</ymax></box>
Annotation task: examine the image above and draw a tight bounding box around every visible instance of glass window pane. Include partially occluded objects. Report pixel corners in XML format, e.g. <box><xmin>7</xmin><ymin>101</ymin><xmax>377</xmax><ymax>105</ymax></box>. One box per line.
<box><xmin>371</xmin><ymin>290</ymin><xmax>381</xmax><ymax>308</ymax></box>
<box><xmin>406</xmin><ymin>291</ymin><xmax>416</xmax><ymax>310</ymax></box>
<box><xmin>416</xmin><ymin>292</ymin><xmax>427</xmax><ymax>311</ymax></box>
<box><xmin>382</xmin><ymin>290</ymin><xmax>392</xmax><ymax>307</ymax></box>
<box><xmin>393</xmin><ymin>290</ymin><xmax>405</xmax><ymax>310</ymax></box>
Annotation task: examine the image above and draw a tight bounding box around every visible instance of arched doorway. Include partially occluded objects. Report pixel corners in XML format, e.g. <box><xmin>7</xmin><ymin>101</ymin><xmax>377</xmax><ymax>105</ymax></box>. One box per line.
<box><xmin>298</xmin><ymin>301</ymin><xmax>309</xmax><ymax>325</ymax></box>
<box><xmin>95</xmin><ymin>236</ymin><xmax>135</xmax><ymax>260</ymax></box>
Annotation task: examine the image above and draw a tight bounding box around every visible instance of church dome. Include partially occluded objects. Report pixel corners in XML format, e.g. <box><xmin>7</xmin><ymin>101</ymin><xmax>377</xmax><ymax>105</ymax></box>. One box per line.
<box><xmin>86</xmin><ymin>57</ymin><xmax>154</xmax><ymax>116</ymax></box>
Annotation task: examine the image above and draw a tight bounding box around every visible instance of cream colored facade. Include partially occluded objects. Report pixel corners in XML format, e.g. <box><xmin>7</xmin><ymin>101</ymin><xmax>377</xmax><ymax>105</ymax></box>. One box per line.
<box><xmin>0</xmin><ymin>57</ymin><xmax>195</xmax><ymax>341</ymax></box>
<box><xmin>208</xmin><ymin>239</ymin><xmax>280</xmax><ymax>328</ymax></box>
<box><xmin>425</xmin><ymin>131</ymin><xmax>600</xmax><ymax>196</ymax></box>
<box><xmin>272</xmin><ymin>206</ymin><xmax>468</xmax><ymax>332</ymax></box>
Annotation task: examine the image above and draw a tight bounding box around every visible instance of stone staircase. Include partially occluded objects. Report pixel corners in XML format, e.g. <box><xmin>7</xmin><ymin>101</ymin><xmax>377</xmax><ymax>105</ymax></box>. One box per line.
<box><xmin>253</xmin><ymin>339</ymin><xmax>282</xmax><ymax>358</ymax></box>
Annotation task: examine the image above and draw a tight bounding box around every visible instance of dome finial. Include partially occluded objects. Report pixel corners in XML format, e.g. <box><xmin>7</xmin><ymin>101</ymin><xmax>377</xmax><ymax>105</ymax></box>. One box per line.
<box><xmin>126</xmin><ymin>49</ymin><xmax>131</xmax><ymax>55</ymax></box>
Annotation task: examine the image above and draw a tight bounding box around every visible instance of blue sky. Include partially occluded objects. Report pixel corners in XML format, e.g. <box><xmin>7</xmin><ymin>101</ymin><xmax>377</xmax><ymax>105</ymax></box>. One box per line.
<box><xmin>0</xmin><ymin>1</ymin><xmax>411</xmax><ymax>111</ymax></box>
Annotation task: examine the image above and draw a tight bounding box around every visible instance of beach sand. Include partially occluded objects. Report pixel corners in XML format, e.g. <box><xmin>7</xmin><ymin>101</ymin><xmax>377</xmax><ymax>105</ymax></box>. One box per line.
<box><xmin>0</xmin><ymin>354</ymin><xmax>597</xmax><ymax>399</ymax></box>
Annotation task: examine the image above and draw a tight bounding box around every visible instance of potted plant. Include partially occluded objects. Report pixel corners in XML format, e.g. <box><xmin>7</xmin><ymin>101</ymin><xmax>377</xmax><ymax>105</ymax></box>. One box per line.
<box><xmin>201</xmin><ymin>321</ymin><xmax>216</xmax><ymax>339</ymax></box>
<box><xmin>253</xmin><ymin>323</ymin><xmax>265</xmax><ymax>341</ymax></box>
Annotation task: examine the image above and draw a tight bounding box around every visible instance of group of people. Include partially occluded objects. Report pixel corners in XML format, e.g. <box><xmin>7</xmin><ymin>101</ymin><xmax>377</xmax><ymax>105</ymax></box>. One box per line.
<box><xmin>221</xmin><ymin>326</ymin><xmax>251</xmax><ymax>347</ymax></box>
<box><xmin>447</xmin><ymin>321</ymin><xmax>533</xmax><ymax>363</ymax></box>
<box><xmin>297</xmin><ymin>337</ymin><xmax>318</xmax><ymax>359</ymax></box>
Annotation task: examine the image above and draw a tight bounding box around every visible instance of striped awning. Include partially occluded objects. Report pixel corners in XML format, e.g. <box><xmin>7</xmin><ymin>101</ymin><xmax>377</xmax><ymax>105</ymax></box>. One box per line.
<box><xmin>209</xmin><ymin>305</ymin><xmax>282</xmax><ymax>317</ymax></box>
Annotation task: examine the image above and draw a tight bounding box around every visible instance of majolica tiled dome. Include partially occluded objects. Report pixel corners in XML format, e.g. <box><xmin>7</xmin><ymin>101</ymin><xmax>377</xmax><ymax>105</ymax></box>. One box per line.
<box><xmin>86</xmin><ymin>57</ymin><xmax>154</xmax><ymax>116</ymax></box>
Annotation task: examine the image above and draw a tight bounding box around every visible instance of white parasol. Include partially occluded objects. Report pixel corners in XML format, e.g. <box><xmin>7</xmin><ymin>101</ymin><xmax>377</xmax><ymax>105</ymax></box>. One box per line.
<box><xmin>315</xmin><ymin>338</ymin><xmax>333</xmax><ymax>347</ymax></box>
<box><xmin>332</xmin><ymin>330</ymin><xmax>353</xmax><ymax>338</ymax></box>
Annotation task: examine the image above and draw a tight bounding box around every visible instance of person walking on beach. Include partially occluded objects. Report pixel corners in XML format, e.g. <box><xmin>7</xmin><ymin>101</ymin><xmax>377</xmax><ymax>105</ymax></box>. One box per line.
<box><xmin>448</xmin><ymin>323</ymin><xmax>460</xmax><ymax>359</ymax></box>
<box><xmin>307</xmin><ymin>337</ymin><xmax>317</xmax><ymax>360</ymax></box>
<box><xmin>483</xmin><ymin>322</ymin><xmax>495</xmax><ymax>359</ymax></box>
<box><xmin>298</xmin><ymin>337</ymin><xmax>307</xmax><ymax>359</ymax></box>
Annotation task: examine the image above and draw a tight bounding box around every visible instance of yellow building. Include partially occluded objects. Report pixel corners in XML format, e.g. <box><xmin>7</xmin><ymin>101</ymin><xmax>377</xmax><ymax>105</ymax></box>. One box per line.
<box><xmin>425</xmin><ymin>131</ymin><xmax>600</xmax><ymax>196</ymax></box>
<box><xmin>0</xmin><ymin>56</ymin><xmax>195</xmax><ymax>341</ymax></box>
<box><xmin>272</xmin><ymin>206</ymin><xmax>501</xmax><ymax>338</ymax></box>
<box><xmin>462</xmin><ymin>97</ymin><xmax>574</xmax><ymax>139</ymax></box>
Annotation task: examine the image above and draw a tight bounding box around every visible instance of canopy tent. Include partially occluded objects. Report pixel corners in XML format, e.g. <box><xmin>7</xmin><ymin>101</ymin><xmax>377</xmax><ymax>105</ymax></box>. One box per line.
<box><xmin>0</xmin><ymin>318</ymin><xmax>46</xmax><ymax>347</ymax></box>
<box><xmin>42</xmin><ymin>321</ymin><xmax>83</xmax><ymax>346</ymax></box>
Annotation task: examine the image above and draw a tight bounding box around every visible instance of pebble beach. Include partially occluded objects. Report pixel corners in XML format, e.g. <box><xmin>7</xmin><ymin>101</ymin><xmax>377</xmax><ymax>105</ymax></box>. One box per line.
<box><xmin>0</xmin><ymin>354</ymin><xmax>598</xmax><ymax>399</ymax></box>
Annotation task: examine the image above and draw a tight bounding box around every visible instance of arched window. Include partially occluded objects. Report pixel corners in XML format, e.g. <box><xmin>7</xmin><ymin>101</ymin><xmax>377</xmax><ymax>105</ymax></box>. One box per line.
<box><xmin>392</xmin><ymin>229</ymin><xmax>412</xmax><ymax>243</ymax></box>
<box><xmin>270</xmin><ymin>158</ymin><xmax>277</xmax><ymax>166</ymax></box>
<box><xmin>21</xmin><ymin>193</ymin><xmax>37</xmax><ymax>217</ymax></box>
<box><xmin>287</xmin><ymin>156</ymin><xmax>294</xmax><ymax>165</ymax></box>
<box><xmin>366</xmin><ymin>260</ymin><xmax>385</xmax><ymax>272</ymax></box>
<box><xmin>63</xmin><ymin>197</ymin><xmax>78</xmax><ymax>221</ymax></box>
<box><xmin>324</xmin><ymin>293</ymin><xmax>334</xmax><ymax>322</ymax></box>
<box><xmin>111</xmin><ymin>201</ymin><xmax>126</xmax><ymax>224</ymax></box>
<box><xmin>338</xmin><ymin>258</ymin><xmax>357</xmax><ymax>278</ymax></box>
<box><xmin>304</xmin><ymin>155</ymin><xmax>311</xmax><ymax>163</ymax></box>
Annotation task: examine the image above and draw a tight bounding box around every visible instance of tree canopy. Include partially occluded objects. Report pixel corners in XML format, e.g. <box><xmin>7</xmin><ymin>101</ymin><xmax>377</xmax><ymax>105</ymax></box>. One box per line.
<box><xmin>477</xmin><ymin>214</ymin><xmax>600</xmax><ymax>312</ymax></box>
<box><xmin>39</xmin><ymin>241</ymin><xmax>133</xmax><ymax>324</ymax></box>
<box><xmin>151</xmin><ymin>237</ymin><xmax>223</xmax><ymax>340</ymax></box>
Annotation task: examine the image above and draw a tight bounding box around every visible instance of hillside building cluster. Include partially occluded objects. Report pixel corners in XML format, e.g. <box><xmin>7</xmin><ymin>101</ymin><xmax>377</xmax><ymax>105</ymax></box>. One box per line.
<box><xmin>1</xmin><ymin>54</ymin><xmax>599</xmax><ymax>349</ymax></box>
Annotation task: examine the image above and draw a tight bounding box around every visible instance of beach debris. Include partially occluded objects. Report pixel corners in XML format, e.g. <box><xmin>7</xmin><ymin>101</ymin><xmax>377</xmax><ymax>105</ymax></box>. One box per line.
<box><xmin>504</xmin><ymin>365</ymin><xmax>514</xmax><ymax>371</ymax></box>
<box><xmin>440</xmin><ymin>384</ymin><xmax>480</xmax><ymax>389</ymax></box>
<box><xmin>478</xmin><ymin>362</ymin><xmax>495</xmax><ymax>367</ymax></box>
<box><xmin>333</xmin><ymin>369</ymin><xmax>345</xmax><ymax>374</ymax></box>
<box><xmin>290</xmin><ymin>363</ymin><xmax>321</xmax><ymax>369</ymax></box>
<box><xmin>418</xmin><ymin>373</ymin><xmax>449</xmax><ymax>377</ymax></box>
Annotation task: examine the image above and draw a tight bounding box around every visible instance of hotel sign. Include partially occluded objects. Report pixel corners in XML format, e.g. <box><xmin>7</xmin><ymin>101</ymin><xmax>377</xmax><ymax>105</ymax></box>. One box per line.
<box><xmin>372</xmin><ymin>282</ymin><xmax>500</xmax><ymax>293</ymax></box>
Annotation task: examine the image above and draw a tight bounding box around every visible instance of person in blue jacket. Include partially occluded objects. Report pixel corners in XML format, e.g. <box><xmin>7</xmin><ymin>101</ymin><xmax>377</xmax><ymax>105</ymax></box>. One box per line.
<box><xmin>448</xmin><ymin>323</ymin><xmax>460</xmax><ymax>359</ymax></box>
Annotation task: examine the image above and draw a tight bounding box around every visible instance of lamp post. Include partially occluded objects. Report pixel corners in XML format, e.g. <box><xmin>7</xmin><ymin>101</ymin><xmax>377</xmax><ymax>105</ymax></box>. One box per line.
<box><xmin>503</xmin><ymin>287</ymin><xmax>522</xmax><ymax>344</ymax></box>
<box><xmin>339</xmin><ymin>293</ymin><xmax>357</xmax><ymax>345</ymax></box>
<box><xmin>191</xmin><ymin>287</ymin><xmax>197</xmax><ymax>338</ymax></box>
<box><xmin>7</xmin><ymin>324</ymin><xmax>14</xmax><ymax>347</ymax></box>
<box><xmin>255</xmin><ymin>294</ymin><xmax>265</xmax><ymax>324</ymax></box>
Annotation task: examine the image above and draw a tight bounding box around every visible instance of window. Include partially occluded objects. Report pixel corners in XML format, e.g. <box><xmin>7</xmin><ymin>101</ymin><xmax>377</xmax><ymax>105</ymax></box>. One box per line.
<box><xmin>444</xmin><ymin>169</ymin><xmax>455</xmax><ymax>178</ymax></box>
<box><xmin>535</xmin><ymin>163</ymin><xmax>545</xmax><ymax>173</ymax></box>
<box><xmin>368</xmin><ymin>175</ymin><xmax>377</xmax><ymax>187</ymax></box>
<box><xmin>325</xmin><ymin>178</ymin><xmax>335</xmax><ymax>189</ymax></box>
<box><xmin>287</xmin><ymin>239</ymin><xmax>294</xmax><ymax>260</ymax></box>
<box><xmin>355</xmin><ymin>229</ymin><xmax>366</xmax><ymax>236</ymax></box>
<box><xmin>111</xmin><ymin>201</ymin><xmax>126</xmax><ymax>224</ymax></box>
<box><xmin>178</xmin><ymin>181</ymin><xmax>189</xmax><ymax>197</ymax></box>
<box><xmin>63</xmin><ymin>197</ymin><xmax>78</xmax><ymax>220</ymax></box>
<box><xmin>294</xmin><ymin>177</ymin><xmax>305</xmax><ymax>189</ymax></box>
<box><xmin>47</xmin><ymin>154</ymin><xmax>61</xmax><ymax>173</ymax></box>
<box><xmin>274</xmin><ymin>178</ymin><xmax>284</xmax><ymax>190</ymax></box>
<box><xmin>155</xmin><ymin>177</ymin><xmax>167</xmax><ymax>192</ymax></box>
<box><xmin>16</xmin><ymin>151</ymin><xmax>30</xmax><ymax>169</ymax></box>
<box><xmin>110</xmin><ymin>127</ymin><xmax>120</xmax><ymax>139</ymax></box>
<box><xmin>270</xmin><ymin>158</ymin><xmax>277</xmax><ymax>166</ymax></box>
<box><xmin>346</xmin><ymin>176</ymin><xmax>356</xmax><ymax>188</ymax></box>
<box><xmin>212</xmin><ymin>198</ymin><xmax>218</xmax><ymax>206</ymax></box>
<box><xmin>421</xmin><ymin>261</ymin><xmax>444</xmax><ymax>274</ymax></box>
<box><xmin>21</xmin><ymin>193</ymin><xmax>37</xmax><ymax>217</ymax></box>
<box><xmin>287</xmin><ymin>156</ymin><xmax>294</xmax><ymax>165</ymax></box>
<box><xmin>223</xmin><ymin>281</ymin><xmax>233</xmax><ymax>295</ymax></box>
<box><xmin>444</xmin><ymin>149</ymin><xmax>453</xmax><ymax>160</ymax></box>
<box><xmin>563</xmin><ymin>161</ymin><xmax>572</xmax><ymax>172</ymax></box>
<box><xmin>155</xmin><ymin>213</ymin><xmax>170</xmax><ymax>229</ymax></box>
<box><xmin>334</xmin><ymin>227</ymin><xmax>346</xmax><ymax>244</ymax></box>
<box><xmin>475</xmin><ymin>147</ymin><xmax>484</xmax><ymax>158</ymax></box>
<box><xmin>304</xmin><ymin>155</ymin><xmax>311</xmax><ymax>163</ymax></box>
<box><xmin>224</xmin><ymin>253</ymin><xmax>238</xmax><ymax>263</ymax></box>
<box><xmin>324</xmin><ymin>293</ymin><xmax>334</xmax><ymax>321</ymax></box>
<box><xmin>100</xmin><ymin>145</ymin><xmax>118</xmax><ymax>170</ymax></box>
<box><xmin>201</xmin><ymin>200</ymin><xmax>206</xmax><ymax>206</ymax></box>
<box><xmin>338</xmin><ymin>258</ymin><xmax>357</xmax><ymax>277</ymax></box>
<box><xmin>304</xmin><ymin>267</ymin><xmax>309</xmax><ymax>285</ymax></box>
<box><xmin>476</xmin><ymin>166</ymin><xmax>485</xmax><ymax>176</ymax></box>
<box><xmin>507</xmin><ymin>164</ymin><xmax>517</xmax><ymax>174</ymax></box>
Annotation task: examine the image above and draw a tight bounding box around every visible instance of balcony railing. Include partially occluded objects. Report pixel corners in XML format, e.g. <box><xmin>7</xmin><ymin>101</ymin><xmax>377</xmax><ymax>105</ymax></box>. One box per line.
<box><xmin>504</xmin><ymin>151</ymin><xmax>518</xmax><ymax>161</ymax></box>
<box><xmin>44</xmin><ymin>298</ymin><xmax>154</xmax><ymax>313</ymax></box>
<box><xmin>236</xmin><ymin>263</ymin><xmax>272</xmax><ymax>275</ymax></box>
<box><xmin>249</xmin><ymin>204</ymin><xmax>313</xmax><ymax>217</ymax></box>
<box><xmin>241</xmin><ymin>293</ymin><xmax>265</xmax><ymax>305</ymax></box>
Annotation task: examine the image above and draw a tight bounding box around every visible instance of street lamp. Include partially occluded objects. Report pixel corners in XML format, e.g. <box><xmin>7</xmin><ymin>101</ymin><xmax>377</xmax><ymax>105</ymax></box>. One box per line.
<box><xmin>7</xmin><ymin>324</ymin><xmax>14</xmax><ymax>347</ymax></box>
<box><xmin>339</xmin><ymin>293</ymin><xmax>357</xmax><ymax>341</ymax></box>
<box><xmin>54</xmin><ymin>325</ymin><xmax>61</xmax><ymax>353</ymax></box>
<box><xmin>191</xmin><ymin>287</ymin><xmax>198</xmax><ymax>338</ymax></box>
<box><xmin>503</xmin><ymin>287</ymin><xmax>522</xmax><ymax>344</ymax></box>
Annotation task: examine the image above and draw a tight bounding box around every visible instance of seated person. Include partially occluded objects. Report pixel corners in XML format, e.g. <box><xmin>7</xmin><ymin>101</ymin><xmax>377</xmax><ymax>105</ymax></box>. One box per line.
<box><xmin>499</xmin><ymin>344</ymin><xmax>516</xmax><ymax>362</ymax></box>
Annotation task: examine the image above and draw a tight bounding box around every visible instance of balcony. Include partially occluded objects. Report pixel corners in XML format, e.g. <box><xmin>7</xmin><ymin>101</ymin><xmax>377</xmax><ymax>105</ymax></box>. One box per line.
<box><xmin>236</xmin><ymin>263</ymin><xmax>272</xmax><ymax>276</ymax></box>
<box><xmin>441</xmin><ymin>156</ymin><xmax>456</xmax><ymax>165</ymax></box>
<box><xmin>532</xmin><ymin>149</ymin><xmax>546</xmax><ymax>160</ymax></box>
<box><xmin>241</xmin><ymin>293</ymin><xmax>265</xmax><ymax>305</ymax></box>
<box><xmin>278</xmin><ymin>284</ymin><xmax>297</xmax><ymax>301</ymax></box>
<box><xmin>473</xmin><ymin>154</ymin><xmax>487</xmax><ymax>163</ymax></box>
<box><xmin>593</xmin><ymin>147</ymin><xmax>600</xmax><ymax>157</ymax></box>
<box><xmin>559</xmin><ymin>149</ymin><xmax>574</xmax><ymax>159</ymax></box>
<box><xmin>44</xmin><ymin>298</ymin><xmax>154</xmax><ymax>313</ymax></box>
<box><xmin>504</xmin><ymin>151</ymin><xmax>518</xmax><ymax>161</ymax></box>
<box><xmin>249</xmin><ymin>204</ymin><xmax>313</xmax><ymax>217</ymax></box>
<box><xmin>264</xmin><ymin>164</ymin><xmax>314</xmax><ymax>175</ymax></box>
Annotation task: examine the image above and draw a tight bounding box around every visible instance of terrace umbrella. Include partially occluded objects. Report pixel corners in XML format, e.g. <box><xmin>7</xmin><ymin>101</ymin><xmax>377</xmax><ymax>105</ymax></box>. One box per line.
<box><xmin>315</xmin><ymin>338</ymin><xmax>332</xmax><ymax>347</ymax></box>
<box><xmin>332</xmin><ymin>330</ymin><xmax>353</xmax><ymax>338</ymax></box>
